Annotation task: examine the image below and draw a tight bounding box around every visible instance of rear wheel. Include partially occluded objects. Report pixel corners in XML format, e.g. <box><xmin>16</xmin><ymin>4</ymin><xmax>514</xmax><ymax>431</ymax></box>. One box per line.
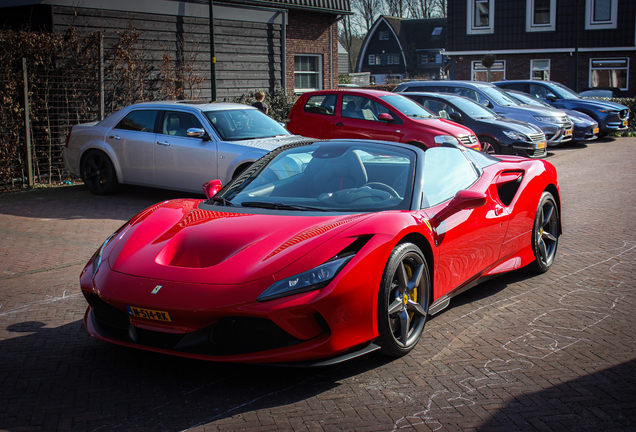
<box><xmin>80</xmin><ymin>150</ymin><xmax>119</xmax><ymax>195</ymax></box>
<box><xmin>480</xmin><ymin>137</ymin><xmax>501</xmax><ymax>155</ymax></box>
<box><xmin>528</xmin><ymin>191</ymin><xmax>559</xmax><ymax>273</ymax></box>
<box><xmin>376</xmin><ymin>242</ymin><xmax>430</xmax><ymax>357</ymax></box>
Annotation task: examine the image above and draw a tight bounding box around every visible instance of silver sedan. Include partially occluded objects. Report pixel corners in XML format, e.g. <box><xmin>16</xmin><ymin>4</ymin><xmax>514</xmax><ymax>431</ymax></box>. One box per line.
<box><xmin>63</xmin><ymin>101</ymin><xmax>306</xmax><ymax>194</ymax></box>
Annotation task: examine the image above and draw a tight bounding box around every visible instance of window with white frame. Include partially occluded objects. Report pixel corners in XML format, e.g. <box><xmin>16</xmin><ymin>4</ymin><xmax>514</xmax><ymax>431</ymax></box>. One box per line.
<box><xmin>379</xmin><ymin>31</ymin><xmax>389</xmax><ymax>40</ymax></box>
<box><xmin>468</xmin><ymin>0</ymin><xmax>494</xmax><ymax>34</ymax></box>
<box><xmin>294</xmin><ymin>55</ymin><xmax>321</xmax><ymax>92</ymax></box>
<box><xmin>526</xmin><ymin>0</ymin><xmax>556</xmax><ymax>32</ymax></box>
<box><xmin>369</xmin><ymin>55</ymin><xmax>376</xmax><ymax>65</ymax></box>
<box><xmin>388</xmin><ymin>54</ymin><xmax>400</xmax><ymax>65</ymax></box>
<box><xmin>589</xmin><ymin>58</ymin><xmax>628</xmax><ymax>90</ymax></box>
<box><xmin>531</xmin><ymin>59</ymin><xmax>550</xmax><ymax>80</ymax></box>
<box><xmin>585</xmin><ymin>0</ymin><xmax>617</xmax><ymax>29</ymax></box>
<box><xmin>471</xmin><ymin>60</ymin><xmax>505</xmax><ymax>82</ymax></box>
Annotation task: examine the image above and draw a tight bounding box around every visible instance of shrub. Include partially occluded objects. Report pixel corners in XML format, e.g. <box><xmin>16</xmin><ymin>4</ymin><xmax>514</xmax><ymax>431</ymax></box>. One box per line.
<box><xmin>225</xmin><ymin>87</ymin><xmax>298</xmax><ymax>123</ymax></box>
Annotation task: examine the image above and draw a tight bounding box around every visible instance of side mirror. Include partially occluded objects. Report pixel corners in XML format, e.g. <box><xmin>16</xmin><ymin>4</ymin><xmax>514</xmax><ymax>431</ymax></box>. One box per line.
<box><xmin>546</xmin><ymin>93</ymin><xmax>557</xmax><ymax>102</ymax></box>
<box><xmin>432</xmin><ymin>190</ymin><xmax>487</xmax><ymax>224</ymax></box>
<box><xmin>479</xmin><ymin>99</ymin><xmax>492</xmax><ymax>108</ymax></box>
<box><xmin>202</xmin><ymin>179</ymin><xmax>223</xmax><ymax>199</ymax></box>
<box><xmin>187</xmin><ymin>128</ymin><xmax>210</xmax><ymax>140</ymax></box>
<box><xmin>448</xmin><ymin>112</ymin><xmax>463</xmax><ymax>122</ymax></box>
<box><xmin>378</xmin><ymin>113</ymin><xmax>394</xmax><ymax>122</ymax></box>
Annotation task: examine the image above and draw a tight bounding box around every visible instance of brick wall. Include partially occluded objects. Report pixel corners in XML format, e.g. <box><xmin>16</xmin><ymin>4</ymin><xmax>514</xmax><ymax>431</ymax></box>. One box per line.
<box><xmin>286</xmin><ymin>10</ymin><xmax>338</xmax><ymax>94</ymax></box>
<box><xmin>453</xmin><ymin>52</ymin><xmax>636</xmax><ymax>96</ymax></box>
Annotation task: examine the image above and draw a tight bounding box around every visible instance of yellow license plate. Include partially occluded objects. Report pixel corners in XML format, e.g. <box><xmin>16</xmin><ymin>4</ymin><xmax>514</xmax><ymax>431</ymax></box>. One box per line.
<box><xmin>623</xmin><ymin>120</ymin><xmax>628</xmax><ymax>126</ymax></box>
<box><xmin>594</xmin><ymin>128</ymin><xmax>599</xmax><ymax>134</ymax></box>
<box><xmin>127</xmin><ymin>306</ymin><xmax>172</xmax><ymax>322</ymax></box>
<box><xmin>537</xmin><ymin>141</ymin><xmax>546</xmax><ymax>149</ymax></box>
<box><xmin>566</xmin><ymin>129</ymin><xmax>572</xmax><ymax>135</ymax></box>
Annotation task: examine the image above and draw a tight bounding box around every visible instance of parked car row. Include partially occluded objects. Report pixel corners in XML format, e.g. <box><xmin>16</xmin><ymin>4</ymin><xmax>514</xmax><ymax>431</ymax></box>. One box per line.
<box><xmin>64</xmin><ymin>80</ymin><xmax>629</xmax><ymax>198</ymax></box>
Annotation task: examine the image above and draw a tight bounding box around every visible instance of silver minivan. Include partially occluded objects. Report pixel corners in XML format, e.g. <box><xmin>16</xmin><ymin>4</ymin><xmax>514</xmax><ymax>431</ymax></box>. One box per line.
<box><xmin>394</xmin><ymin>80</ymin><xmax>573</xmax><ymax>146</ymax></box>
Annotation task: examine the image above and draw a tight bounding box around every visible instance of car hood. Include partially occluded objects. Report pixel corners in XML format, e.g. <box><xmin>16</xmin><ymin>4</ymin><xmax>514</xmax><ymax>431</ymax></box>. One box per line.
<box><xmin>477</xmin><ymin>116</ymin><xmax>543</xmax><ymax>133</ymax></box>
<box><xmin>569</xmin><ymin>98</ymin><xmax>628</xmax><ymax>111</ymax></box>
<box><xmin>563</xmin><ymin>109</ymin><xmax>596</xmax><ymax>124</ymax></box>
<box><xmin>226</xmin><ymin>134</ymin><xmax>309</xmax><ymax>151</ymax></box>
<box><xmin>412</xmin><ymin>117</ymin><xmax>475</xmax><ymax>137</ymax></box>
<box><xmin>108</xmin><ymin>199</ymin><xmax>371</xmax><ymax>285</ymax></box>
<box><xmin>506</xmin><ymin>104</ymin><xmax>566</xmax><ymax>118</ymax></box>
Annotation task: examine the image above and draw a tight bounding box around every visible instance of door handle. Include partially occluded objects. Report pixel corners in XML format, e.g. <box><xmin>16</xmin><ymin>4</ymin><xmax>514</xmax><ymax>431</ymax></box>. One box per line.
<box><xmin>109</xmin><ymin>135</ymin><xmax>121</xmax><ymax>140</ymax></box>
<box><xmin>335</xmin><ymin>122</ymin><xmax>344</xmax><ymax>126</ymax></box>
<box><xmin>156</xmin><ymin>141</ymin><xmax>171</xmax><ymax>146</ymax></box>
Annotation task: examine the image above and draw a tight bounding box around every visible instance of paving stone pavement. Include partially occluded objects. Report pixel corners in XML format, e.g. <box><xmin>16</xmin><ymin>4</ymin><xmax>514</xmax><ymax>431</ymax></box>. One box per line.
<box><xmin>1</xmin><ymin>138</ymin><xmax>635</xmax><ymax>432</ymax></box>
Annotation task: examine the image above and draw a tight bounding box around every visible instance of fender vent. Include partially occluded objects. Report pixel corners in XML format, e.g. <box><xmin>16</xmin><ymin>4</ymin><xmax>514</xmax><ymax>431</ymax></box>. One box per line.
<box><xmin>496</xmin><ymin>171</ymin><xmax>524</xmax><ymax>206</ymax></box>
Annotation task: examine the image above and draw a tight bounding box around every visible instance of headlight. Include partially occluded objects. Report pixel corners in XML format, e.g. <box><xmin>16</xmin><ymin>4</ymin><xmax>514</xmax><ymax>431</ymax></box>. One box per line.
<box><xmin>570</xmin><ymin>116</ymin><xmax>584</xmax><ymax>125</ymax></box>
<box><xmin>502</xmin><ymin>130</ymin><xmax>530</xmax><ymax>141</ymax></box>
<box><xmin>533</xmin><ymin>116</ymin><xmax>561</xmax><ymax>124</ymax></box>
<box><xmin>258</xmin><ymin>255</ymin><xmax>353</xmax><ymax>302</ymax></box>
<box><xmin>92</xmin><ymin>233</ymin><xmax>118</xmax><ymax>277</ymax></box>
<box><xmin>434</xmin><ymin>135</ymin><xmax>460</xmax><ymax>145</ymax></box>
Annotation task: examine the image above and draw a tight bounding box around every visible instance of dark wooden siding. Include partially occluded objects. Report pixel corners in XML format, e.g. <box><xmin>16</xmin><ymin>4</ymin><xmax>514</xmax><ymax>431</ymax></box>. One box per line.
<box><xmin>360</xmin><ymin>20</ymin><xmax>405</xmax><ymax>74</ymax></box>
<box><xmin>448</xmin><ymin>0</ymin><xmax>636</xmax><ymax>52</ymax></box>
<box><xmin>51</xmin><ymin>5</ymin><xmax>283</xmax><ymax>100</ymax></box>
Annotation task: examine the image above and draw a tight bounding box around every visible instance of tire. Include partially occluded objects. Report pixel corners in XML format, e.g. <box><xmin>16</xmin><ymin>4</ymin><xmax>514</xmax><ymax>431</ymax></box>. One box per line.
<box><xmin>480</xmin><ymin>137</ymin><xmax>501</xmax><ymax>155</ymax></box>
<box><xmin>528</xmin><ymin>191</ymin><xmax>560</xmax><ymax>273</ymax></box>
<box><xmin>376</xmin><ymin>242</ymin><xmax>430</xmax><ymax>357</ymax></box>
<box><xmin>80</xmin><ymin>150</ymin><xmax>119</xmax><ymax>195</ymax></box>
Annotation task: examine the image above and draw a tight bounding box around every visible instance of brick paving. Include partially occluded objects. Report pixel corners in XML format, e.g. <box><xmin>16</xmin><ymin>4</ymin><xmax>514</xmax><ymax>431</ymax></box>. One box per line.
<box><xmin>1</xmin><ymin>138</ymin><xmax>635</xmax><ymax>432</ymax></box>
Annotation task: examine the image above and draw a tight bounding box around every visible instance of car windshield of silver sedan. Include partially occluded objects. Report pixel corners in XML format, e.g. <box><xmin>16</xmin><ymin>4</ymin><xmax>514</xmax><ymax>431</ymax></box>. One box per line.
<box><xmin>379</xmin><ymin>95</ymin><xmax>436</xmax><ymax>119</ymax></box>
<box><xmin>204</xmin><ymin>109</ymin><xmax>290</xmax><ymax>141</ymax></box>
<box><xmin>480</xmin><ymin>86</ymin><xmax>519</xmax><ymax>107</ymax></box>
<box><xmin>213</xmin><ymin>142</ymin><xmax>416</xmax><ymax>212</ymax></box>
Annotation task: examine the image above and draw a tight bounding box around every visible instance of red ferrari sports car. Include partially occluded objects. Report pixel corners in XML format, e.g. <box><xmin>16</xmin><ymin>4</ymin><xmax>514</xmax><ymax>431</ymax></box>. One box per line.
<box><xmin>80</xmin><ymin>139</ymin><xmax>561</xmax><ymax>365</ymax></box>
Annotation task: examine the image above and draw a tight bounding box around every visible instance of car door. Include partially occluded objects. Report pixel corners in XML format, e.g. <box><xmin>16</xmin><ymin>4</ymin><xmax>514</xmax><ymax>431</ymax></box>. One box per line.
<box><xmin>297</xmin><ymin>93</ymin><xmax>337</xmax><ymax>138</ymax></box>
<box><xmin>154</xmin><ymin>110</ymin><xmax>218</xmax><ymax>192</ymax></box>
<box><xmin>109</xmin><ymin>109</ymin><xmax>159</xmax><ymax>186</ymax></box>
<box><xmin>423</xmin><ymin>147</ymin><xmax>510</xmax><ymax>296</ymax></box>
<box><xmin>333</xmin><ymin>94</ymin><xmax>396</xmax><ymax>141</ymax></box>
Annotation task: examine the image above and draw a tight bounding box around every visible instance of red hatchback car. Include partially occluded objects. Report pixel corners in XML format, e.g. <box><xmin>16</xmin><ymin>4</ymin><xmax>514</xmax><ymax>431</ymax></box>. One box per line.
<box><xmin>287</xmin><ymin>89</ymin><xmax>481</xmax><ymax>151</ymax></box>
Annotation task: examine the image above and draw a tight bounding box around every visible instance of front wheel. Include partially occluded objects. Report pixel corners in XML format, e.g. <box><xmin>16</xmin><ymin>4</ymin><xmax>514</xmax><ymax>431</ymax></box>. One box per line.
<box><xmin>480</xmin><ymin>137</ymin><xmax>501</xmax><ymax>155</ymax></box>
<box><xmin>528</xmin><ymin>191</ymin><xmax>560</xmax><ymax>273</ymax></box>
<box><xmin>376</xmin><ymin>242</ymin><xmax>430</xmax><ymax>357</ymax></box>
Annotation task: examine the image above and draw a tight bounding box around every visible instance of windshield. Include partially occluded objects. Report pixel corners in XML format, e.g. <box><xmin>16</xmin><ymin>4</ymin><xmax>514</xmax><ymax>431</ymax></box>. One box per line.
<box><xmin>204</xmin><ymin>109</ymin><xmax>290</xmax><ymax>141</ymax></box>
<box><xmin>379</xmin><ymin>95</ymin><xmax>436</xmax><ymax>119</ymax></box>
<box><xmin>547</xmin><ymin>82</ymin><xmax>582</xmax><ymax>100</ymax></box>
<box><xmin>214</xmin><ymin>142</ymin><xmax>416</xmax><ymax>212</ymax></box>
<box><xmin>451</xmin><ymin>97</ymin><xmax>498</xmax><ymax>119</ymax></box>
<box><xmin>505</xmin><ymin>92</ymin><xmax>550</xmax><ymax>107</ymax></box>
<box><xmin>480</xmin><ymin>86</ymin><xmax>521</xmax><ymax>107</ymax></box>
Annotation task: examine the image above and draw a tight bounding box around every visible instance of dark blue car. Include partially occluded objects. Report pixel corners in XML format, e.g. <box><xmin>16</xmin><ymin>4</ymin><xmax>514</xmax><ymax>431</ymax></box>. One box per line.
<box><xmin>494</xmin><ymin>80</ymin><xmax>629</xmax><ymax>136</ymax></box>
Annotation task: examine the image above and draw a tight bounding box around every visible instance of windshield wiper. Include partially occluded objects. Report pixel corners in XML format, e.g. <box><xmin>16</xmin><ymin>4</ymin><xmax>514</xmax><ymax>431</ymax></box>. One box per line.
<box><xmin>407</xmin><ymin>114</ymin><xmax>432</xmax><ymax>119</ymax></box>
<box><xmin>210</xmin><ymin>196</ymin><xmax>236</xmax><ymax>206</ymax></box>
<box><xmin>241</xmin><ymin>201</ymin><xmax>327</xmax><ymax>211</ymax></box>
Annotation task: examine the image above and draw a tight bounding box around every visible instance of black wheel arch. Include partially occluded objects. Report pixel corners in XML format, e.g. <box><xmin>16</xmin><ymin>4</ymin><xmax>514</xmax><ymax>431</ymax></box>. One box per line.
<box><xmin>394</xmin><ymin>232</ymin><xmax>435</xmax><ymax>298</ymax></box>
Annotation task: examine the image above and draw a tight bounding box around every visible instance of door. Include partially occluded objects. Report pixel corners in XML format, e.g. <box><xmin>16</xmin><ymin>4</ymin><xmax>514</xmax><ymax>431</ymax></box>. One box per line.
<box><xmin>423</xmin><ymin>147</ymin><xmax>509</xmax><ymax>296</ymax></box>
<box><xmin>333</xmin><ymin>94</ymin><xmax>396</xmax><ymax>141</ymax></box>
<box><xmin>109</xmin><ymin>109</ymin><xmax>159</xmax><ymax>186</ymax></box>
<box><xmin>154</xmin><ymin>110</ymin><xmax>218</xmax><ymax>192</ymax></box>
<box><xmin>296</xmin><ymin>94</ymin><xmax>337</xmax><ymax>138</ymax></box>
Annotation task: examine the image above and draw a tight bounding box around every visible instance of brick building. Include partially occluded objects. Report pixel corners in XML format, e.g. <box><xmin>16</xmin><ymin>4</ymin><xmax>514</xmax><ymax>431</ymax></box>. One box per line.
<box><xmin>2</xmin><ymin>0</ymin><xmax>351</xmax><ymax>98</ymax></box>
<box><xmin>445</xmin><ymin>0</ymin><xmax>636</xmax><ymax>97</ymax></box>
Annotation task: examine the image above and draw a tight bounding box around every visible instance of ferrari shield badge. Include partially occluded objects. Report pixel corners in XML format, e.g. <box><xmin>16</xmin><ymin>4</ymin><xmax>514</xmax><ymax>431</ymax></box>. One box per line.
<box><xmin>151</xmin><ymin>285</ymin><xmax>162</xmax><ymax>294</ymax></box>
